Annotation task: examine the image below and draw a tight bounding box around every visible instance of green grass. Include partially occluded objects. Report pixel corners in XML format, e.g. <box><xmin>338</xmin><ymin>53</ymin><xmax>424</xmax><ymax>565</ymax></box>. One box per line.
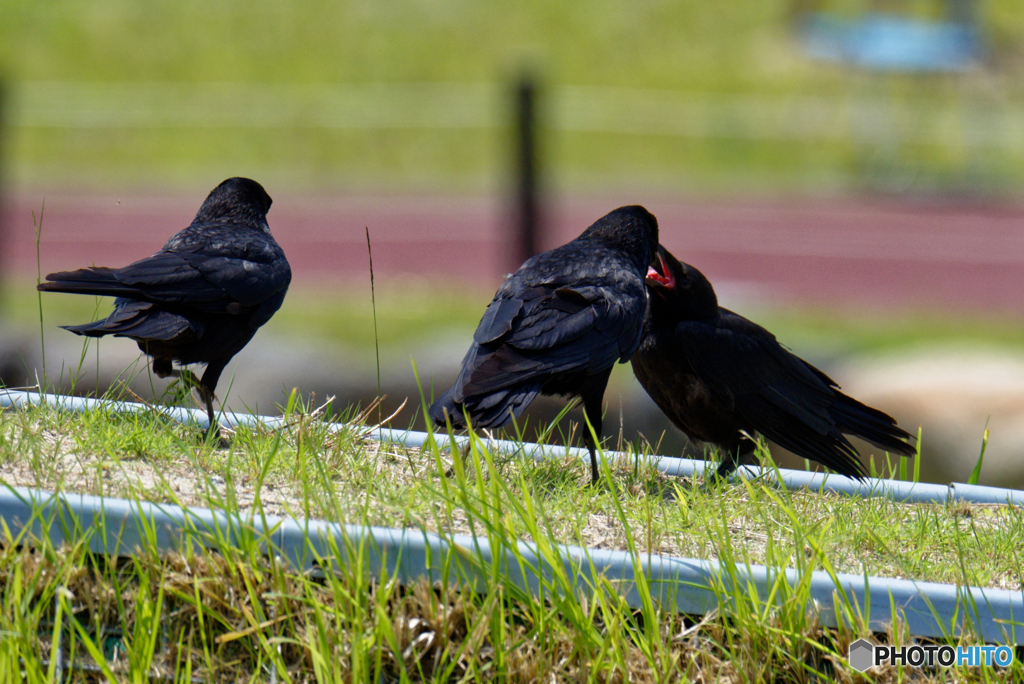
<box><xmin>3</xmin><ymin>391</ymin><xmax>1020</xmax><ymax>591</ymax></box>
<box><xmin>4</xmin><ymin>1</ymin><xmax>1024</xmax><ymax>192</ymax></box>
<box><xmin>0</xmin><ymin>385</ymin><xmax>1022</xmax><ymax>680</ymax></box>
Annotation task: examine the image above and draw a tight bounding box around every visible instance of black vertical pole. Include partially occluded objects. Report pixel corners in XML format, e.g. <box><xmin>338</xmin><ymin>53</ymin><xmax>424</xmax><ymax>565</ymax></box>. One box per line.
<box><xmin>0</xmin><ymin>79</ymin><xmax>6</xmax><ymax>312</ymax></box>
<box><xmin>513</xmin><ymin>76</ymin><xmax>539</xmax><ymax>270</ymax></box>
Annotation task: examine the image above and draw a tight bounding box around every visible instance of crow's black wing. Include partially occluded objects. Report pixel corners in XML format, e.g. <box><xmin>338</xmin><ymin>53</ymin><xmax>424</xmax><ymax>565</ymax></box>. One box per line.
<box><xmin>60</xmin><ymin>300</ymin><xmax>197</xmax><ymax>341</ymax></box>
<box><xmin>802</xmin><ymin>364</ymin><xmax>917</xmax><ymax>458</ymax></box>
<box><xmin>445</xmin><ymin>281</ymin><xmax>643</xmax><ymax>420</ymax></box>
<box><xmin>40</xmin><ymin>239</ymin><xmax>291</xmax><ymax>316</ymax></box>
<box><xmin>677</xmin><ymin>311</ymin><xmax>837</xmax><ymax>428</ymax></box>
<box><xmin>672</xmin><ymin>310</ymin><xmax>868</xmax><ymax>477</ymax></box>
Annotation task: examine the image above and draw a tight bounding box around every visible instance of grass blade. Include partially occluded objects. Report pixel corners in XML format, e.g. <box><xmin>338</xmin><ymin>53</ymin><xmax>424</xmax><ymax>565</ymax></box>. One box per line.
<box><xmin>969</xmin><ymin>424</ymin><xmax>990</xmax><ymax>486</ymax></box>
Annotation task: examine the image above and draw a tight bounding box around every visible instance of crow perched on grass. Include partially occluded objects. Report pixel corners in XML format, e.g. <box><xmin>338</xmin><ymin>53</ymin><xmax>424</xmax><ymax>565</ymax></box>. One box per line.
<box><xmin>632</xmin><ymin>245</ymin><xmax>915</xmax><ymax>481</ymax></box>
<box><xmin>430</xmin><ymin>206</ymin><xmax>659</xmax><ymax>483</ymax></box>
<box><xmin>38</xmin><ymin>177</ymin><xmax>291</xmax><ymax>435</ymax></box>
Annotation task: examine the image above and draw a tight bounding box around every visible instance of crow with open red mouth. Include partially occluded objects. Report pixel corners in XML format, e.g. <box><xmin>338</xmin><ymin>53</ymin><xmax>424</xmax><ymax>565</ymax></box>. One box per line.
<box><xmin>632</xmin><ymin>245</ymin><xmax>915</xmax><ymax>481</ymax></box>
<box><xmin>430</xmin><ymin>205</ymin><xmax>659</xmax><ymax>484</ymax></box>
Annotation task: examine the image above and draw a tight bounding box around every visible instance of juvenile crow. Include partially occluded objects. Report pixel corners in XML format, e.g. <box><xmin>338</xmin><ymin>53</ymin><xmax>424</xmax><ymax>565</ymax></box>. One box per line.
<box><xmin>430</xmin><ymin>206</ymin><xmax>659</xmax><ymax>483</ymax></box>
<box><xmin>38</xmin><ymin>177</ymin><xmax>291</xmax><ymax>434</ymax></box>
<box><xmin>632</xmin><ymin>245</ymin><xmax>915</xmax><ymax>480</ymax></box>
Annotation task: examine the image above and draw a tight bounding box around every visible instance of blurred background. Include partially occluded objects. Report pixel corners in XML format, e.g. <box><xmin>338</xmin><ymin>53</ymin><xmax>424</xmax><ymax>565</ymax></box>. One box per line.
<box><xmin>2</xmin><ymin>0</ymin><xmax>1024</xmax><ymax>486</ymax></box>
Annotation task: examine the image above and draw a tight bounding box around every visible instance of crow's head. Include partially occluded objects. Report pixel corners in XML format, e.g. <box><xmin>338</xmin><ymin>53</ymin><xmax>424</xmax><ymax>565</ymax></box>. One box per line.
<box><xmin>195</xmin><ymin>178</ymin><xmax>274</xmax><ymax>232</ymax></box>
<box><xmin>645</xmin><ymin>245</ymin><xmax>718</xmax><ymax>320</ymax></box>
<box><xmin>582</xmin><ymin>205</ymin><xmax>659</xmax><ymax>275</ymax></box>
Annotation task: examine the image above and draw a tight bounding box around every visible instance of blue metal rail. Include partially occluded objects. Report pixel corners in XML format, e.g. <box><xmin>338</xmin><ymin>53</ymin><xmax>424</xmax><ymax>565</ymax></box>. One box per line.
<box><xmin>0</xmin><ymin>485</ymin><xmax>1019</xmax><ymax>645</ymax></box>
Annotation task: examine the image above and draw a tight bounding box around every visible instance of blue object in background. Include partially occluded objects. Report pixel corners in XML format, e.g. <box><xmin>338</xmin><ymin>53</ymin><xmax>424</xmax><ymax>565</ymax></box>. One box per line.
<box><xmin>799</xmin><ymin>12</ymin><xmax>982</xmax><ymax>72</ymax></box>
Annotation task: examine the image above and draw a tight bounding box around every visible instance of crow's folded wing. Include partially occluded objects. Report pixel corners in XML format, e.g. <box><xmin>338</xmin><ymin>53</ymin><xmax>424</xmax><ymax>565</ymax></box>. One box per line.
<box><xmin>61</xmin><ymin>300</ymin><xmax>197</xmax><ymax>341</ymax></box>
<box><xmin>673</xmin><ymin>312</ymin><xmax>838</xmax><ymax>430</ymax></box>
<box><xmin>671</xmin><ymin>313</ymin><xmax>847</xmax><ymax>428</ymax></box>
<box><xmin>40</xmin><ymin>243</ymin><xmax>291</xmax><ymax>314</ymax></box>
<box><xmin>672</xmin><ymin>311</ymin><xmax>869</xmax><ymax>477</ymax></box>
<box><xmin>456</xmin><ymin>283</ymin><xmax>643</xmax><ymax>399</ymax></box>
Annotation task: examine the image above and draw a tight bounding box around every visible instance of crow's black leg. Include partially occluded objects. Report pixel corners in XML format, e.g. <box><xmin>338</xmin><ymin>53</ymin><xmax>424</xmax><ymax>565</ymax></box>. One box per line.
<box><xmin>155</xmin><ymin>361</ymin><xmax>207</xmax><ymax>421</ymax></box>
<box><xmin>198</xmin><ymin>359</ymin><xmax>229</xmax><ymax>442</ymax></box>
<box><xmin>713</xmin><ymin>450</ymin><xmax>740</xmax><ymax>481</ymax></box>
<box><xmin>436</xmin><ymin>409</ymin><xmax>469</xmax><ymax>478</ymax></box>
<box><xmin>444</xmin><ymin>442</ymin><xmax>472</xmax><ymax>479</ymax></box>
<box><xmin>195</xmin><ymin>383</ymin><xmax>221</xmax><ymax>440</ymax></box>
<box><xmin>705</xmin><ymin>439</ymin><xmax>757</xmax><ymax>487</ymax></box>
<box><xmin>154</xmin><ymin>361</ymin><xmax>225</xmax><ymax>443</ymax></box>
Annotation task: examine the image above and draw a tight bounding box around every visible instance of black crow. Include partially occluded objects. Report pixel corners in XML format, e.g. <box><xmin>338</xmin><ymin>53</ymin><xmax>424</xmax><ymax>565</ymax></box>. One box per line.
<box><xmin>38</xmin><ymin>177</ymin><xmax>291</xmax><ymax>434</ymax></box>
<box><xmin>631</xmin><ymin>245</ymin><xmax>915</xmax><ymax>481</ymax></box>
<box><xmin>430</xmin><ymin>206</ymin><xmax>659</xmax><ymax>483</ymax></box>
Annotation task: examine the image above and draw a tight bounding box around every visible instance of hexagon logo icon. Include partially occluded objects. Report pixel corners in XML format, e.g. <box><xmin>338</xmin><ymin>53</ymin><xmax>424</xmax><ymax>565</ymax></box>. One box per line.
<box><xmin>849</xmin><ymin>638</ymin><xmax>875</xmax><ymax>672</ymax></box>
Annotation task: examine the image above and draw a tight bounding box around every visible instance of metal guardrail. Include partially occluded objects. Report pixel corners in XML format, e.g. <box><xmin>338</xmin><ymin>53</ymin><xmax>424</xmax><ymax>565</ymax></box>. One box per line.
<box><xmin>1</xmin><ymin>484</ymin><xmax>1021</xmax><ymax>645</ymax></box>
<box><xmin>2</xmin><ymin>388</ymin><xmax>1022</xmax><ymax>506</ymax></box>
<box><xmin>3</xmin><ymin>388</ymin><xmax>1024</xmax><ymax>649</ymax></box>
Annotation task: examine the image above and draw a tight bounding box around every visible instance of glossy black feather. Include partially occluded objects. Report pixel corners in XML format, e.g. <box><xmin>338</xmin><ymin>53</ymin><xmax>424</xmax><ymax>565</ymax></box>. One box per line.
<box><xmin>430</xmin><ymin>206</ymin><xmax>659</xmax><ymax>482</ymax></box>
<box><xmin>631</xmin><ymin>246</ymin><xmax>914</xmax><ymax>480</ymax></box>
<box><xmin>38</xmin><ymin>177</ymin><xmax>291</xmax><ymax>427</ymax></box>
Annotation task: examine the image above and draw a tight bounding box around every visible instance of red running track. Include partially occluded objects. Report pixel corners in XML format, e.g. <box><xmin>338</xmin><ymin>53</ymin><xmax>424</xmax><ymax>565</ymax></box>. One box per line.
<box><xmin>3</xmin><ymin>191</ymin><xmax>1024</xmax><ymax>311</ymax></box>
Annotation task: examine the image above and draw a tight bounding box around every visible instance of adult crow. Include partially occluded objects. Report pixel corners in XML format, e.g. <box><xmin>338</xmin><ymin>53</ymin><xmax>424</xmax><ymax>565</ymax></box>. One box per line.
<box><xmin>38</xmin><ymin>177</ymin><xmax>291</xmax><ymax>435</ymax></box>
<box><xmin>430</xmin><ymin>206</ymin><xmax>659</xmax><ymax>483</ymax></box>
<box><xmin>632</xmin><ymin>245</ymin><xmax>915</xmax><ymax>481</ymax></box>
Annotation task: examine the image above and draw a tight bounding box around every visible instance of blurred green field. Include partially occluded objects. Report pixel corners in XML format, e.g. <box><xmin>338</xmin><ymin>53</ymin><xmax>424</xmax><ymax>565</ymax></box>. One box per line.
<box><xmin>3</xmin><ymin>0</ymin><xmax>1024</xmax><ymax>193</ymax></box>
<box><xmin>6</xmin><ymin>1</ymin><xmax>1021</xmax><ymax>89</ymax></box>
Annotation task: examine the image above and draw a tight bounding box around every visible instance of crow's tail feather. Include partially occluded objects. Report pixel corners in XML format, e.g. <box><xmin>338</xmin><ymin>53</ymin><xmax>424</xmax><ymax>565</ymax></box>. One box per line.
<box><xmin>428</xmin><ymin>385</ymin><xmax>540</xmax><ymax>431</ymax></box>
<box><xmin>428</xmin><ymin>387</ymin><xmax>462</xmax><ymax>428</ymax></box>
<box><xmin>60</xmin><ymin>301</ymin><xmax>192</xmax><ymax>342</ymax></box>
<box><xmin>831</xmin><ymin>392</ymin><xmax>917</xmax><ymax>457</ymax></box>
<box><xmin>737</xmin><ymin>393</ymin><xmax>868</xmax><ymax>479</ymax></box>
<box><xmin>38</xmin><ymin>267</ymin><xmax>142</xmax><ymax>300</ymax></box>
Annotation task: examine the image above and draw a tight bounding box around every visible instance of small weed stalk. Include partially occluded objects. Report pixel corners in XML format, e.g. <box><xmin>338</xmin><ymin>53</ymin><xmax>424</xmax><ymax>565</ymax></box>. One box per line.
<box><xmin>366</xmin><ymin>226</ymin><xmax>382</xmax><ymax>427</ymax></box>
<box><xmin>32</xmin><ymin>201</ymin><xmax>47</xmax><ymax>384</ymax></box>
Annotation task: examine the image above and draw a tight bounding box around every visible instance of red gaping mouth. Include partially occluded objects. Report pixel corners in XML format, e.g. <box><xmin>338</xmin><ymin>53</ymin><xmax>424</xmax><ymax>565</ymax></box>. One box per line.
<box><xmin>645</xmin><ymin>252</ymin><xmax>674</xmax><ymax>289</ymax></box>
